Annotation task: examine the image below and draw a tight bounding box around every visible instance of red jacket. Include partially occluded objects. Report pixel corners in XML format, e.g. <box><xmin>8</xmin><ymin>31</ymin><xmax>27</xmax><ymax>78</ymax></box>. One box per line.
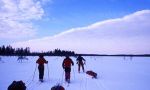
<box><xmin>36</xmin><ymin>57</ymin><xmax>48</xmax><ymax>65</ymax></box>
<box><xmin>62</xmin><ymin>57</ymin><xmax>74</xmax><ymax>68</ymax></box>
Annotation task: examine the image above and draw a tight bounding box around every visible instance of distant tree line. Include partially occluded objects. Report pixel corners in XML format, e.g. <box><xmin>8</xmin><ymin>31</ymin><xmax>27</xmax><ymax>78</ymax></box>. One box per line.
<box><xmin>0</xmin><ymin>45</ymin><xmax>30</xmax><ymax>56</ymax></box>
<box><xmin>0</xmin><ymin>45</ymin><xmax>76</xmax><ymax>56</ymax></box>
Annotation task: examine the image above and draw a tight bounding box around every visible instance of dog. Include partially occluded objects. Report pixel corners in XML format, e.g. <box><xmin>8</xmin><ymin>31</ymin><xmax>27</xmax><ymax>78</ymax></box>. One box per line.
<box><xmin>17</xmin><ymin>56</ymin><xmax>28</xmax><ymax>63</ymax></box>
<box><xmin>0</xmin><ymin>57</ymin><xmax>5</xmax><ymax>63</ymax></box>
<box><xmin>86</xmin><ymin>70</ymin><xmax>97</xmax><ymax>79</ymax></box>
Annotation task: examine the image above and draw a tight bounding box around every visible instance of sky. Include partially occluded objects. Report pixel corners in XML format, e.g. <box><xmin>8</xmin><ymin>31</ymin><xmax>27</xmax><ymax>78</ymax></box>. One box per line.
<box><xmin>0</xmin><ymin>0</ymin><xmax>150</xmax><ymax>54</ymax></box>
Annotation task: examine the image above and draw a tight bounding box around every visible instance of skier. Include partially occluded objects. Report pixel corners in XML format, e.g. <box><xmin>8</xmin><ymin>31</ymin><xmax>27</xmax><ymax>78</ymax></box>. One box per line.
<box><xmin>62</xmin><ymin>56</ymin><xmax>74</xmax><ymax>83</ymax></box>
<box><xmin>36</xmin><ymin>55</ymin><xmax>48</xmax><ymax>82</ymax></box>
<box><xmin>76</xmin><ymin>55</ymin><xmax>86</xmax><ymax>73</ymax></box>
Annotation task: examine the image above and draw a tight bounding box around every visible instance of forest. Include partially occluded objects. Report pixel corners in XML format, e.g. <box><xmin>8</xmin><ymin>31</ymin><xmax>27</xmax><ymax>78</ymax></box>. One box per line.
<box><xmin>0</xmin><ymin>45</ymin><xmax>76</xmax><ymax>56</ymax></box>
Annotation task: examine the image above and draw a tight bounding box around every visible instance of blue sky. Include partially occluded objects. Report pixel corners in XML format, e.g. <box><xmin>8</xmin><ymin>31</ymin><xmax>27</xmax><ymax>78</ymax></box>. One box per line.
<box><xmin>35</xmin><ymin>0</ymin><xmax>150</xmax><ymax>36</ymax></box>
<box><xmin>1</xmin><ymin>0</ymin><xmax>150</xmax><ymax>54</ymax></box>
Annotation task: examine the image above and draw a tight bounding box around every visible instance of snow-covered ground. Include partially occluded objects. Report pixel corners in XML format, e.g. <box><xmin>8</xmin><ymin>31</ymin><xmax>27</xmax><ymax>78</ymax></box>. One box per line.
<box><xmin>0</xmin><ymin>56</ymin><xmax>150</xmax><ymax>90</ymax></box>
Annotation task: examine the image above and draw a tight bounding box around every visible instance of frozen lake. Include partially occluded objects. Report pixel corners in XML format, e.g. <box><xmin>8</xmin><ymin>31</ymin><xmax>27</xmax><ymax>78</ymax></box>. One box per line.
<box><xmin>0</xmin><ymin>56</ymin><xmax>150</xmax><ymax>90</ymax></box>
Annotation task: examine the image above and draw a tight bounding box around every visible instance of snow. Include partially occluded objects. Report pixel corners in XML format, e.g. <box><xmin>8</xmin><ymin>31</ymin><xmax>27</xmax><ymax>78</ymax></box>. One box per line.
<box><xmin>0</xmin><ymin>56</ymin><xmax>150</xmax><ymax>90</ymax></box>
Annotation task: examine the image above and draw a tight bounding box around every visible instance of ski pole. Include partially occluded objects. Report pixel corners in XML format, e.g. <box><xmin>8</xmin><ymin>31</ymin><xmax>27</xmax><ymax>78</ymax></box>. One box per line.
<box><xmin>32</xmin><ymin>64</ymin><xmax>37</xmax><ymax>81</ymax></box>
<box><xmin>61</xmin><ymin>69</ymin><xmax>65</xmax><ymax>84</ymax></box>
<box><xmin>47</xmin><ymin>64</ymin><xmax>50</xmax><ymax>80</ymax></box>
<box><xmin>84</xmin><ymin>61</ymin><xmax>87</xmax><ymax>72</ymax></box>
<box><xmin>73</xmin><ymin>66</ymin><xmax>75</xmax><ymax>80</ymax></box>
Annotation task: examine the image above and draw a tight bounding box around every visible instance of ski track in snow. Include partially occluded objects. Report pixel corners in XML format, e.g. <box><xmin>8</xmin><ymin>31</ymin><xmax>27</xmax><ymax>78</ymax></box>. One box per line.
<box><xmin>1</xmin><ymin>56</ymin><xmax>150</xmax><ymax>90</ymax></box>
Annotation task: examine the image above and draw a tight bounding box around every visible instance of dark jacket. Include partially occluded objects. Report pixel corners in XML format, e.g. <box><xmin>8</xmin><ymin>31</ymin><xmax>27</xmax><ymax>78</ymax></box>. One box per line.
<box><xmin>77</xmin><ymin>56</ymin><xmax>85</xmax><ymax>64</ymax></box>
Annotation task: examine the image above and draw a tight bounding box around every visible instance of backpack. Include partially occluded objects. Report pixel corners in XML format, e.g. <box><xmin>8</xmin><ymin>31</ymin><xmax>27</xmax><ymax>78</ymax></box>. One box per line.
<box><xmin>63</xmin><ymin>58</ymin><xmax>72</xmax><ymax>67</ymax></box>
<box><xmin>51</xmin><ymin>85</ymin><xmax>65</xmax><ymax>90</ymax></box>
<box><xmin>8</xmin><ymin>80</ymin><xmax>26</xmax><ymax>90</ymax></box>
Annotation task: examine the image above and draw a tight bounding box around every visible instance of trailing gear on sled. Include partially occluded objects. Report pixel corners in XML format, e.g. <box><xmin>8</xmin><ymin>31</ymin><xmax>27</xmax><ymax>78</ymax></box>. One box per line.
<box><xmin>51</xmin><ymin>84</ymin><xmax>65</xmax><ymax>90</ymax></box>
<box><xmin>86</xmin><ymin>70</ymin><xmax>97</xmax><ymax>79</ymax></box>
<box><xmin>8</xmin><ymin>80</ymin><xmax>26</xmax><ymax>90</ymax></box>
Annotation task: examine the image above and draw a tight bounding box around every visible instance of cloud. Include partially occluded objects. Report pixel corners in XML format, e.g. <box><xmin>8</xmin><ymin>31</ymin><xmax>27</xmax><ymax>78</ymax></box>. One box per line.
<box><xmin>0</xmin><ymin>0</ymin><xmax>51</xmax><ymax>39</ymax></box>
<box><xmin>12</xmin><ymin>10</ymin><xmax>150</xmax><ymax>54</ymax></box>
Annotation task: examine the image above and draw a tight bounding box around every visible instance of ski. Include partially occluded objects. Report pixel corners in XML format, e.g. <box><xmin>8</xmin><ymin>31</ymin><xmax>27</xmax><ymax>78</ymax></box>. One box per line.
<box><xmin>66</xmin><ymin>81</ymin><xmax>70</xmax><ymax>87</ymax></box>
<box><xmin>39</xmin><ymin>79</ymin><xmax>45</xmax><ymax>83</ymax></box>
<box><xmin>67</xmin><ymin>83</ymin><xmax>69</xmax><ymax>87</ymax></box>
<box><xmin>64</xmin><ymin>80</ymin><xmax>70</xmax><ymax>87</ymax></box>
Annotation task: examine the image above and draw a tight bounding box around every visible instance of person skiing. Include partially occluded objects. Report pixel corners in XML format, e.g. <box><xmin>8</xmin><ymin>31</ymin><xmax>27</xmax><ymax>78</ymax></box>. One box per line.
<box><xmin>76</xmin><ymin>55</ymin><xmax>86</xmax><ymax>73</ymax></box>
<box><xmin>36</xmin><ymin>54</ymin><xmax>48</xmax><ymax>82</ymax></box>
<box><xmin>62</xmin><ymin>56</ymin><xmax>74</xmax><ymax>83</ymax></box>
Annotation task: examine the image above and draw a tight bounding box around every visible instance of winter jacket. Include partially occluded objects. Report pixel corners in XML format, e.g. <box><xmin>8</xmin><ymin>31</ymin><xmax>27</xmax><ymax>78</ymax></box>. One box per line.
<box><xmin>36</xmin><ymin>57</ymin><xmax>48</xmax><ymax>65</ymax></box>
<box><xmin>62</xmin><ymin>57</ymin><xmax>74</xmax><ymax>68</ymax></box>
<box><xmin>77</xmin><ymin>56</ymin><xmax>85</xmax><ymax>64</ymax></box>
